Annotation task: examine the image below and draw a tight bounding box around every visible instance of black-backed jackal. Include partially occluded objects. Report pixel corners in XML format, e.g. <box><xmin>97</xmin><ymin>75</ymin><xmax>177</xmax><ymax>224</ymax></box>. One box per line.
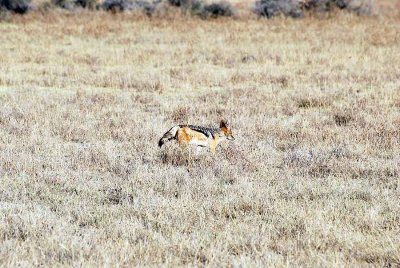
<box><xmin>158</xmin><ymin>120</ymin><xmax>235</xmax><ymax>153</ymax></box>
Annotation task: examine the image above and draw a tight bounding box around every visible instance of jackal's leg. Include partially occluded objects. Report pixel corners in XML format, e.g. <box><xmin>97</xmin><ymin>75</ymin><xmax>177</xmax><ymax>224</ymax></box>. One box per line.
<box><xmin>210</xmin><ymin>140</ymin><xmax>218</xmax><ymax>154</ymax></box>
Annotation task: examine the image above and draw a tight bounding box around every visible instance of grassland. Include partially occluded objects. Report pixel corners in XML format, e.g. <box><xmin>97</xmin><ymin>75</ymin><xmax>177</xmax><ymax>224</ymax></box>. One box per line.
<box><xmin>0</xmin><ymin>4</ymin><xmax>400</xmax><ymax>266</ymax></box>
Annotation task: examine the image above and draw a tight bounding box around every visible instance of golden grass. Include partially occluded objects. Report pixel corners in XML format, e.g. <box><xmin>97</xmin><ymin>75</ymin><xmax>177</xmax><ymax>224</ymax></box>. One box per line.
<box><xmin>0</xmin><ymin>7</ymin><xmax>400</xmax><ymax>266</ymax></box>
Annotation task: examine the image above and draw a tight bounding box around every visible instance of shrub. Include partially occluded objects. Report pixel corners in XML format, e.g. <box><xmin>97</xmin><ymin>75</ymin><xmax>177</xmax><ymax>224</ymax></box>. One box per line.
<box><xmin>341</xmin><ymin>0</ymin><xmax>375</xmax><ymax>15</ymax></box>
<box><xmin>52</xmin><ymin>0</ymin><xmax>97</xmax><ymax>9</ymax></box>
<box><xmin>254</xmin><ymin>0</ymin><xmax>374</xmax><ymax>18</ymax></box>
<box><xmin>167</xmin><ymin>0</ymin><xmax>186</xmax><ymax>7</ymax></box>
<box><xmin>303</xmin><ymin>0</ymin><xmax>375</xmax><ymax>14</ymax></box>
<box><xmin>75</xmin><ymin>0</ymin><xmax>97</xmax><ymax>8</ymax></box>
<box><xmin>202</xmin><ymin>2</ymin><xmax>233</xmax><ymax>18</ymax></box>
<box><xmin>167</xmin><ymin>0</ymin><xmax>203</xmax><ymax>15</ymax></box>
<box><xmin>253</xmin><ymin>0</ymin><xmax>302</xmax><ymax>18</ymax></box>
<box><xmin>101</xmin><ymin>0</ymin><xmax>159</xmax><ymax>14</ymax></box>
<box><xmin>101</xmin><ymin>0</ymin><xmax>126</xmax><ymax>11</ymax></box>
<box><xmin>37</xmin><ymin>1</ymin><xmax>55</xmax><ymax>13</ymax></box>
<box><xmin>52</xmin><ymin>0</ymin><xmax>159</xmax><ymax>11</ymax></box>
<box><xmin>52</xmin><ymin>0</ymin><xmax>76</xmax><ymax>9</ymax></box>
<box><xmin>0</xmin><ymin>0</ymin><xmax>31</xmax><ymax>13</ymax></box>
<box><xmin>0</xmin><ymin>8</ymin><xmax>9</xmax><ymax>20</ymax></box>
<box><xmin>168</xmin><ymin>0</ymin><xmax>233</xmax><ymax>18</ymax></box>
<box><xmin>187</xmin><ymin>0</ymin><xmax>203</xmax><ymax>15</ymax></box>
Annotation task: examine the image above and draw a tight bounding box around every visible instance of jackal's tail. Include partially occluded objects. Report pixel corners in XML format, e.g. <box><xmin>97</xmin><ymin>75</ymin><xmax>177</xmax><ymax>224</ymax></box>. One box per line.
<box><xmin>158</xmin><ymin>125</ymin><xmax>180</xmax><ymax>148</ymax></box>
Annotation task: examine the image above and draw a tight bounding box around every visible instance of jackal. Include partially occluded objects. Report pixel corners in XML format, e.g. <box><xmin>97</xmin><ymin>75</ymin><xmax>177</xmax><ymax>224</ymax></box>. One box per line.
<box><xmin>158</xmin><ymin>120</ymin><xmax>235</xmax><ymax>153</ymax></box>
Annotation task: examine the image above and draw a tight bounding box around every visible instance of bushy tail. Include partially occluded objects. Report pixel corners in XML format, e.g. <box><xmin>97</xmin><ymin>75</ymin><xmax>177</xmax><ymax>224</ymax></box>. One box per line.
<box><xmin>158</xmin><ymin>125</ymin><xmax>180</xmax><ymax>148</ymax></box>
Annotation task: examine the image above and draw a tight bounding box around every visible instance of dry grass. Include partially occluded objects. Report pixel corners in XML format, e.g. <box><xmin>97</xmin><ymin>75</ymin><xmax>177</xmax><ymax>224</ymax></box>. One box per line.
<box><xmin>1</xmin><ymin>4</ymin><xmax>400</xmax><ymax>266</ymax></box>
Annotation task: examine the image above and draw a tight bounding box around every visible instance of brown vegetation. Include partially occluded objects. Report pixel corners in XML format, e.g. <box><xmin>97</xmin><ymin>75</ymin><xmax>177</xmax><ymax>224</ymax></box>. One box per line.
<box><xmin>0</xmin><ymin>2</ymin><xmax>399</xmax><ymax>266</ymax></box>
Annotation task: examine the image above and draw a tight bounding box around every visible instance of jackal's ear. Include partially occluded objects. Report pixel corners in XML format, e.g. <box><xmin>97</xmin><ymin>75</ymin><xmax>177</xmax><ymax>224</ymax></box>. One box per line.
<box><xmin>220</xmin><ymin>119</ymin><xmax>228</xmax><ymax>128</ymax></box>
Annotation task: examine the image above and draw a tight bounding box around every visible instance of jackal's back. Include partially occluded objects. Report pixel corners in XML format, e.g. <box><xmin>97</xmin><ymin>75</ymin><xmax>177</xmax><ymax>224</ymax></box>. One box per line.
<box><xmin>179</xmin><ymin>125</ymin><xmax>219</xmax><ymax>138</ymax></box>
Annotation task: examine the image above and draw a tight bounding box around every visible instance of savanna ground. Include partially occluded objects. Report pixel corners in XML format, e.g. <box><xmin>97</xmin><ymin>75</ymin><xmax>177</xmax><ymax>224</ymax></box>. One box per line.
<box><xmin>1</xmin><ymin>2</ymin><xmax>400</xmax><ymax>266</ymax></box>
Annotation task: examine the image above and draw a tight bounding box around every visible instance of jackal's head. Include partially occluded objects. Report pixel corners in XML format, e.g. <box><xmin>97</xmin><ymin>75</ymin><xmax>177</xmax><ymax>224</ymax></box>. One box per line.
<box><xmin>220</xmin><ymin>120</ymin><xmax>235</xmax><ymax>140</ymax></box>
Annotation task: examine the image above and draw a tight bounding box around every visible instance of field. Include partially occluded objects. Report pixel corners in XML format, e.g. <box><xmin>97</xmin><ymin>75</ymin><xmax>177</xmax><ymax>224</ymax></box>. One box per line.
<box><xmin>1</xmin><ymin>3</ymin><xmax>400</xmax><ymax>266</ymax></box>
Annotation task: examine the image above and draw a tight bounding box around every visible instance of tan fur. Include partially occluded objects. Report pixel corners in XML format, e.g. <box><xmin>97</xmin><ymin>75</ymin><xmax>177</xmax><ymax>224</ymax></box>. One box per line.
<box><xmin>210</xmin><ymin>136</ymin><xmax>219</xmax><ymax>154</ymax></box>
<box><xmin>158</xmin><ymin>120</ymin><xmax>234</xmax><ymax>153</ymax></box>
<box><xmin>177</xmin><ymin>127</ymin><xmax>208</xmax><ymax>146</ymax></box>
